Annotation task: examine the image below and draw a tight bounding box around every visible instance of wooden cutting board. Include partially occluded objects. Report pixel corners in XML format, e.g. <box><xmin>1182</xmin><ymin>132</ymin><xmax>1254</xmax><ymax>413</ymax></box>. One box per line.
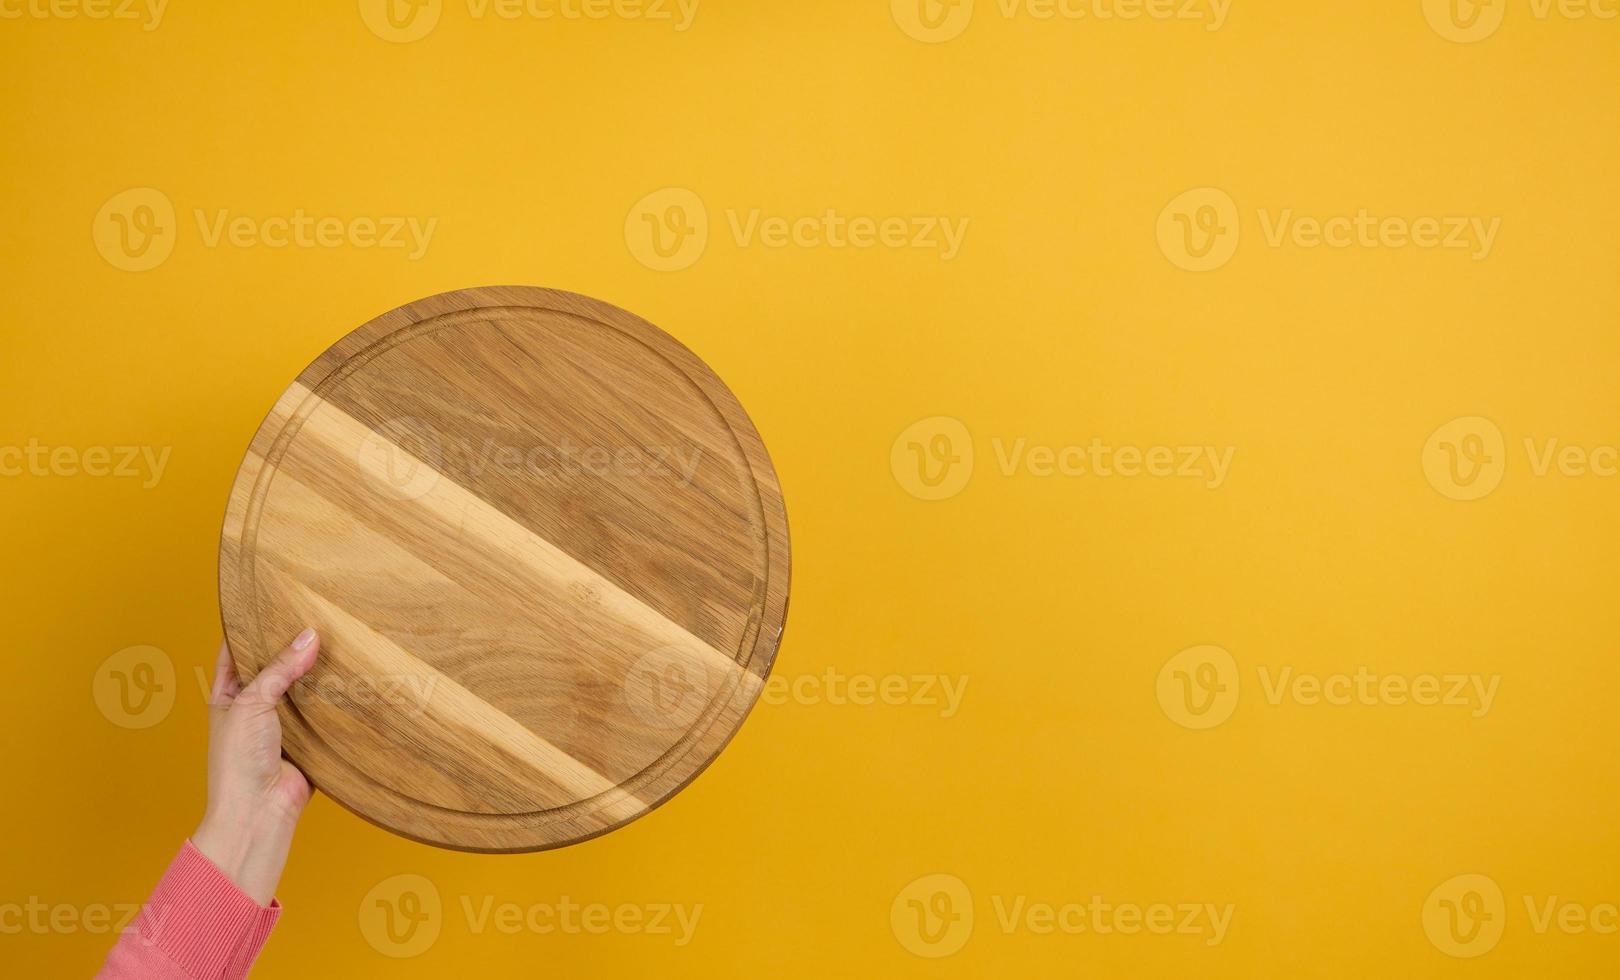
<box><xmin>219</xmin><ymin>286</ymin><xmax>789</xmax><ymax>852</ymax></box>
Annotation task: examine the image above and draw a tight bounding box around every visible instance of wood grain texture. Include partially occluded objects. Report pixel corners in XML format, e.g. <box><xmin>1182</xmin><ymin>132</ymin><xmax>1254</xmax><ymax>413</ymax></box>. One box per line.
<box><xmin>218</xmin><ymin>286</ymin><xmax>790</xmax><ymax>852</ymax></box>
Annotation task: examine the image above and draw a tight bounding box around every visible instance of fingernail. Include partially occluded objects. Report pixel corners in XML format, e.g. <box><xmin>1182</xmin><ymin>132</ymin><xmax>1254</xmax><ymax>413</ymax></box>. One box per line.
<box><xmin>292</xmin><ymin>627</ymin><xmax>317</xmax><ymax>651</ymax></box>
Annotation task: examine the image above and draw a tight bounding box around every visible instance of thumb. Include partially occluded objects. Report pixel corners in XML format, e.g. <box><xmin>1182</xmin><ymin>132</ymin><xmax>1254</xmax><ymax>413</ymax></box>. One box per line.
<box><xmin>238</xmin><ymin>628</ymin><xmax>320</xmax><ymax>707</ymax></box>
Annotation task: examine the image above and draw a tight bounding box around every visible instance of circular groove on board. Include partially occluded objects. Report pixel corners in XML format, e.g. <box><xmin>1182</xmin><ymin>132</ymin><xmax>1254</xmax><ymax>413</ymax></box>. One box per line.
<box><xmin>219</xmin><ymin>286</ymin><xmax>790</xmax><ymax>852</ymax></box>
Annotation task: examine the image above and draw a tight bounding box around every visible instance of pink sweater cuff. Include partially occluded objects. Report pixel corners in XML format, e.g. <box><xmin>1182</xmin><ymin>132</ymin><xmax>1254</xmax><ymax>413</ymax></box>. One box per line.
<box><xmin>131</xmin><ymin>840</ymin><xmax>281</xmax><ymax>978</ymax></box>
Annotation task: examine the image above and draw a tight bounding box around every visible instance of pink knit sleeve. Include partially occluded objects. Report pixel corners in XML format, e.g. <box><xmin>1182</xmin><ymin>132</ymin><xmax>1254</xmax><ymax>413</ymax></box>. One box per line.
<box><xmin>96</xmin><ymin>840</ymin><xmax>282</xmax><ymax>980</ymax></box>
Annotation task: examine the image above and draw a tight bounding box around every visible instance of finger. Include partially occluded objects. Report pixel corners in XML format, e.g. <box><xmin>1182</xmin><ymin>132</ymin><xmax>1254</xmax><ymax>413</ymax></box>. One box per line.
<box><xmin>238</xmin><ymin>628</ymin><xmax>320</xmax><ymax>708</ymax></box>
<box><xmin>210</xmin><ymin>640</ymin><xmax>242</xmax><ymax>709</ymax></box>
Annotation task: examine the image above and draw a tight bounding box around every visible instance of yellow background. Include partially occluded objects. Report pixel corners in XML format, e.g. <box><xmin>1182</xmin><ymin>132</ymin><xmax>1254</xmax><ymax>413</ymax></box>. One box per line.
<box><xmin>4</xmin><ymin>0</ymin><xmax>1620</xmax><ymax>976</ymax></box>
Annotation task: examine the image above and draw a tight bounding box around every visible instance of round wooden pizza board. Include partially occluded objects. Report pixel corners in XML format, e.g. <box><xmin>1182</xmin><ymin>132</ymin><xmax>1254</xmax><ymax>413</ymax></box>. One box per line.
<box><xmin>218</xmin><ymin>286</ymin><xmax>789</xmax><ymax>852</ymax></box>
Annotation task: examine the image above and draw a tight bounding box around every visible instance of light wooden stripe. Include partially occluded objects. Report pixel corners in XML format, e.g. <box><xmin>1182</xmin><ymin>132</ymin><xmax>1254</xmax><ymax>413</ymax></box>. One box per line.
<box><xmin>285</xmin><ymin>381</ymin><xmax>755</xmax><ymax>685</ymax></box>
<box><xmin>286</xmin><ymin>576</ymin><xmax>647</xmax><ymax>822</ymax></box>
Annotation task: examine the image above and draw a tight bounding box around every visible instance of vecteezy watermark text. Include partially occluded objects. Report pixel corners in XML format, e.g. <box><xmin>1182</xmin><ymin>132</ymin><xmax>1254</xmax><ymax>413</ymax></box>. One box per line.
<box><xmin>1423</xmin><ymin>415</ymin><xmax>1620</xmax><ymax>500</ymax></box>
<box><xmin>990</xmin><ymin>438</ymin><xmax>1233</xmax><ymax>487</ymax></box>
<box><xmin>1424</xmin><ymin>0</ymin><xmax>1620</xmax><ymax>44</ymax></box>
<box><xmin>760</xmin><ymin>668</ymin><xmax>969</xmax><ymax>718</ymax></box>
<box><xmin>1424</xmin><ymin>873</ymin><xmax>1620</xmax><ymax>959</ymax></box>
<box><xmin>193</xmin><ymin>210</ymin><xmax>436</xmax><ymax>258</ymax></box>
<box><xmin>94</xmin><ymin>188</ymin><xmax>437</xmax><ymax>272</ymax></box>
<box><xmin>0</xmin><ymin>0</ymin><xmax>166</xmax><ymax>29</ymax></box>
<box><xmin>0</xmin><ymin>440</ymin><xmax>171</xmax><ymax>488</ymax></box>
<box><xmin>625</xmin><ymin>187</ymin><xmax>968</xmax><ymax>271</ymax></box>
<box><xmin>891</xmin><ymin>416</ymin><xmax>1235</xmax><ymax>501</ymax></box>
<box><xmin>358</xmin><ymin>418</ymin><xmax>706</xmax><ymax>502</ymax></box>
<box><xmin>891</xmin><ymin>0</ymin><xmax>1232</xmax><ymax>44</ymax></box>
<box><xmin>1157</xmin><ymin>645</ymin><xmax>1501</xmax><ymax>730</ymax></box>
<box><xmin>358</xmin><ymin>874</ymin><xmax>701</xmax><ymax>958</ymax></box>
<box><xmin>1157</xmin><ymin>187</ymin><xmax>1501</xmax><ymax>272</ymax></box>
<box><xmin>94</xmin><ymin>643</ymin><xmax>444</xmax><ymax>731</ymax></box>
<box><xmin>359</xmin><ymin>0</ymin><xmax>700</xmax><ymax>42</ymax></box>
<box><xmin>0</xmin><ymin>898</ymin><xmax>147</xmax><ymax>935</ymax></box>
<box><xmin>889</xmin><ymin>874</ymin><xmax>1233</xmax><ymax>958</ymax></box>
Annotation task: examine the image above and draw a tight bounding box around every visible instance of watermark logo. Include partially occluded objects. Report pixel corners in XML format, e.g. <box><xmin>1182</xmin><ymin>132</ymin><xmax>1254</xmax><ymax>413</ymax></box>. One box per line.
<box><xmin>362</xmin><ymin>0</ymin><xmax>698</xmax><ymax>37</ymax></box>
<box><xmin>760</xmin><ymin>669</ymin><xmax>969</xmax><ymax>717</ymax></box>
<box><xmin>94</xmin><ymin>188</ymin><xmax>177</xmax><ymax>272</ymax></box>
<box><xmin>892</xmin><ymin>875</ymin><xmax>1234</xmax><ymax>955</ymax></box>
<box><xmin>0</xmin><ymin>0</ymin><xmax>167</xmax><ymax>29</ymax></box>
<box><xmin>1423</xmin><ymin>417</ymin><xmax>1620</xmax><ymax>499</ymax></box>
<box><xmin>891</xmin><ymin>0</ymin><xmax>975</xmax><ymax>42</ymax></box>
<box><xmin>1422</xmin><ymin>416</ymin><xmax>1506</xmax><ymax>501</ymax></box>
<box><xmin>466</xmin><ymin>0</ymin><xmax>698</xmax><ymax>28</ymax></box>
<box><xmin>1423</xmin><ymin>874</ymin><xmax>1620</xmax><ymax>957</ymax></box>
<box><xmin>892</xmin><ymin>418</ymin><xmax>1236</xmax><ymax>500</ymax></box>
<box><xmin>97</xmin><ymin>654</ymin><xmax>440</xmax><ymax>732</ymax></box>
<box><xmin>990</xmin><ymin>439</ymin><xmax>1233</xmax><ymax>486</ymax></box>
<box><xmin>359</xmin><ymin>0</ymin><xmax>443</xmax><ymax>40</ymax></box>
<box><xmin>1156</xmin><ymin>645</ymin><xmax>1239</xmax><ymax>730</ymax></box>
<box><xmin>1256</xmin><ymin>209</ymin><xmax>1500</xmax><ymax>258</ymax></box>
<box><xmin>1423</xmin><ymin>0</ymin><xmax>1507</xmax><ymax>41</ymax></box>
<box><xmin>0</xmin><ymin>440</ymin><xmax>172</xmax><ymax>488</ymax></box>
<box><xmin>357</xmin><ymin>417</ymin><xmax>445</xmax><ymax>502</ymax></box>
<box><xmin>624</xmin><ymin>646</ymin><xmax>716</xmax><ymax>730</ymax></box>
<box><xmin>1523</xmin><ymin>894</ymin><xmax>1620</xmax><ymax>937</ymax></box>
<box><xmin>360</xmin><ymin>873</ymin><xmax>444</xmax><ymax>958</ymax></box>
<box><xmin>892</xmin><ymin>0</ymin><xmax>1230</xmax><ymax>41</ymax></box>
<box><xmin>1256</xmin><ymin>666</ymin><xmax>1500</xmax><ymax>716</ymax></box>
<box><xmin>355</xmin><ymin>418</ymin><xmax>706</xmax><ymax>502</ymax></box>
<box><xmin>891</xmin><ymin>874</ymin><xmax>974</xmax><ymax>958</ymax></box>
<box><xmin>94</xmin><ymin>189</ymin><xmax>437</xmax><ymax>271</ymax></box>
<box><xmin>1159</xmin><ymin>647</ymin><xmax>1500</xmax><ymax>729</ymax></box>
<box><xmin>626</xmin><ymin>187</ymin><xmax>709</xmax><ymax>272</ymax></box>
<box><xmin>891</xmin><ymin>416</ymin><xmax>974</xmax><ymax>501</ymax></box>
<box><xmin>0</xmin><ymin>898</ymin><xmax>145</xmax><ymax>936</ymax></box>
<box><xmin>1426</xmin><ymin>0</ymin><xmax>1620</xmax><ymax>44</ymax></box>
<box><xmin>287</xmin><ymin>672</ymin><xmax>442</xmax><ymax>715</ymax></box>
<box><xmin>1423</xmin><ymin>874</ymin><xmax>1506</xmax><ymax>958</ymax></box>
<box><xmin>360</xmin><ymin>875</ymin><xmax>701</xmax><ymax>953</ymax></box>
<box><xmin>1157</xmin><ymin>187</ymin><xmax>1240</xmax><ymax>272</ymax></box>
<box><xmin>460</xmin><ymin>894</ymin><xmax>702</xmax><ymax>943</ymax></box>
<box><xmin>192</xmin><ymin>209</ymin><xmax>436</xmax><ymax>257</ymax></box>
<box><xmin>1160</xmin><ymin>187</ymin><xmax>1501</xmax><ymax>269</ymax></box>
<box><xmin>93</xmin><ymin>645</ymin><xmax>176</xmax><ymax>730</ymax></box>
<box><xmin>626</xmin><ymin>189</ymin><xmax>968</xmax><ymax>271</ymax></box>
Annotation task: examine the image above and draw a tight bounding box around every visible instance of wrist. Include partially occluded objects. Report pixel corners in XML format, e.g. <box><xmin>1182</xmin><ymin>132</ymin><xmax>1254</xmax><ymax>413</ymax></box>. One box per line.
<box><xmin>192</xmin><ymin>804</ymin><xmax>298</xmax><ymax>906</ymax></box>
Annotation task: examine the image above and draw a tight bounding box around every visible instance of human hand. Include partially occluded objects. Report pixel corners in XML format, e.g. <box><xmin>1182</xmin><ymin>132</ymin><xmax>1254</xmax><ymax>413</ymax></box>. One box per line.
<box><xmin>191</xmin><ymin>628</ymin><xmax>320</xmax><ymax>906</ymax></box>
